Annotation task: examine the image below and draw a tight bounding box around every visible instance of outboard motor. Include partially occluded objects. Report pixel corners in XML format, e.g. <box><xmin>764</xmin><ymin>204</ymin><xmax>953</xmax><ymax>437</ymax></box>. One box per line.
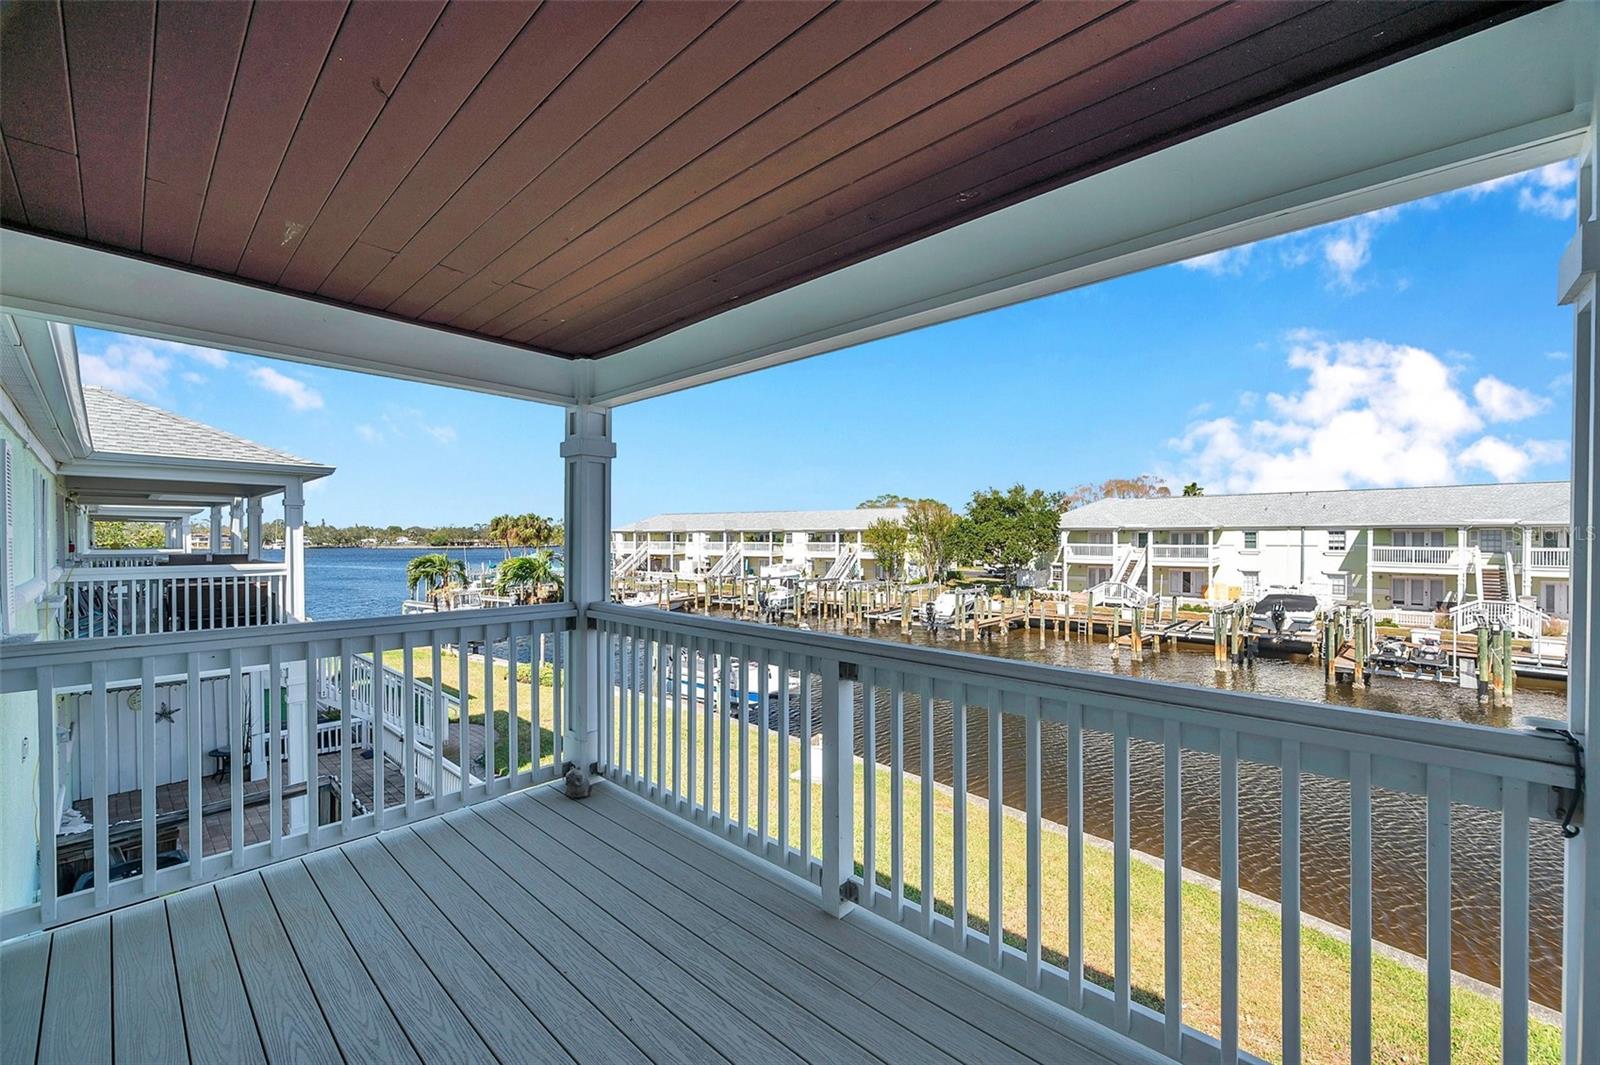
<box><xmin>1271</xmin><ymin>603</ymin><xmax>1288</xmax><ymax>634</ymax></box>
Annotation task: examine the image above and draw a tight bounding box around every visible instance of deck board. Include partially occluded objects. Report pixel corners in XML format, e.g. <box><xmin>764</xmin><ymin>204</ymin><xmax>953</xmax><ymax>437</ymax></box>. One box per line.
<box><xmin>258</xmin><ymin>861</ymin><xmax>420</xmax><ymax>1064</ymax></box>
<box><xmin>111</xmin><ymin>900</ymin><xmax>188</xmax><ymax>1065</ymax></box>
<box><xmin>166</xmin><ymin>888</ymin><xmax>266</xmax><ymax>1065</ymax></box>
<box><xmin>8</xmin><ymin>781</ymin><xmax>1117</xmax><ymax>1065</ymax></box>
<box><xmin>213</xmin><ymin>874</ymin><xmax>341</xmax><ymax>1063</ymax></box>
<box><xmin>1</xmin><ymin>933</ymin><xmax>49</xmax><ymax>1065</ymax></box>
<box><xmin>300</xmin><ymin>849</ymin><xmax>493</xmax><ymax>1065</ymax></box>
<box><xmin>38</xmin><ymin>915</ymin><xmax>111</xmax><ymax>1065</ymax></box>
<box><xmin>337</xmin><ymin>835</ymin><xmax>575</xmax><ymax>1063</ymax></box>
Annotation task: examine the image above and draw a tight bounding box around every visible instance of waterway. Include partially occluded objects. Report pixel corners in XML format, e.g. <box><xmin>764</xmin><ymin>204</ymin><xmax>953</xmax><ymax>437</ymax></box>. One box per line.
<box><xmin>780</xmin><ymin>613</ymin><xmax>1567</xmax><ymax>1009</ymax></box>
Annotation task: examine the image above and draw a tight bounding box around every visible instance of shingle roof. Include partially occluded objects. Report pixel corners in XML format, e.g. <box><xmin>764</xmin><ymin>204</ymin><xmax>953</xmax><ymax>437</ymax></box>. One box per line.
<box><xmin>1059</xmin><ymin>482</ymin><xmax>1570</xmax><ymax>530</ymax></box>
<box><xmin>618</xmin><ymin>508</ymin><xmax>904</xmax><ymax>533</ymax></box>
<box><xmin>83</xmin><ymin>387</ymin><xmax>327</xmax><ymax>470</ymax></box>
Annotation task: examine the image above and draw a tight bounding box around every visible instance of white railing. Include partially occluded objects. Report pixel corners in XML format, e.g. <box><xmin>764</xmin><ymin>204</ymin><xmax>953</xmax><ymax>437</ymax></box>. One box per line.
<box><xmin>1502</xmin><ymin>551</ymin><xmax>1518</xmax><ymax>602</ymax></box>
<box><xmin>1151</xmin><ymin>543</ymin><xmax>1211</xmax><ymax>561</ymax></box>
<box><xmin>62</xmin><ymin>562</ymin><xmax>290</xmax><ymax>638</ymax></box>
<box><xmin>317</xmin><ymin>651</ymin><xmax>443</xmax><ymax>747</ymax></box>
<box><xmin>1378</xmin><ymin>608</ymin><xmax>1444</xmax><ymax>628</ymax></box>
<box><xmin>1</xmin><ymin>603</ymin><xmax>575</xmax><ymax>938</ymax></box>
<box><xmin>1530</xmin><ymin>547</ymin><xmax>1571</xmax><ymax>570</ymax></box>
<box><xmin>1371</xmin><ymin>546</ymin><xmax>1456</xmax><ymax>567</ymax></box>
<box><xmin>706</xmin><ymin>543</ymin><xmax>745</xmax><ymax>579</ymax></box>
<box><xmin>1087</xmin><ymin>580</ymin><xmax>1151</xmax><ymax>607</ymax></box>
<box><xmin>590</xmin><ymin>604</ymin><xmax>1577</xmax><ymax>1065</ymax></box>
<box><xmin>823</xmin><ymin>546</ymin><xmax>859</xmax><ymax>581</ymax></box>
<box><xmin>75</xmin><ymin>550</ymin><xmax>171</xmax><ymax>567</ymax></box>
<box><xmin>1451</xmin><ymin>599</ymin><xmax>1548</xmax><ymax>638</ymax></box>
<box><xmin>612</xmin><ymin>541</ymin><xmax>649</xmax><ymax>577</ymax></box>
<box><xmin>1061</xmin><ymin>542</ymin><xmax>1117</xmax><ymax>561</ymax></box>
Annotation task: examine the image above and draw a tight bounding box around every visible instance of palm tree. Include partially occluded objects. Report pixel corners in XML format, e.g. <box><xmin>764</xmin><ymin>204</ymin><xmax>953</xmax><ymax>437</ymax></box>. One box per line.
<box><xmin>495</xmin><ymin>550</ymin><xmax>559</xmax><ymax>602</ymax></box>
<box><xmin>1183</xmin><ymin>482</ymin><xmax>1204</xmax><ymax>497</ymax></box>
<box><xmin>406</xmin><ymin>553</ymin><xmax>466</xmax><ymax>601</ymax></box>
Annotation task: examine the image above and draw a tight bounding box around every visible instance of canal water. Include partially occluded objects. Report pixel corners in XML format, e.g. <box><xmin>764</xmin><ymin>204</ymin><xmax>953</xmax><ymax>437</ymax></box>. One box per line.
<box><xmin>776</xmin><ymin>614</ymin><xmax>1567</xmax><ymax>1008</ymax></box>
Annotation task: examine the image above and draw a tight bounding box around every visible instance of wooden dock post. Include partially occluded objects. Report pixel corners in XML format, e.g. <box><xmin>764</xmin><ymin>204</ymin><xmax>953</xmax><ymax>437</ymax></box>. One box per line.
<box><xmin>1352</xmin><ymin>611</ymin><xmax>1366</xmax><ymax>686</ymax></box>
<box><xmin>1500</xmin><ymin>626</ymin><xmax>1515</xmax><ymax>704</ymax></box>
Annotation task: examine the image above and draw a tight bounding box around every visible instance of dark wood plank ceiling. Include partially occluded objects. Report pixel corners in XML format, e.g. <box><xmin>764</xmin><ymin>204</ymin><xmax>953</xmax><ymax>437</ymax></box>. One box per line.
<box><xmin>0</xmin><ymin>0</ymin><xmax>1537</xmax><ymax>359</ymax></box>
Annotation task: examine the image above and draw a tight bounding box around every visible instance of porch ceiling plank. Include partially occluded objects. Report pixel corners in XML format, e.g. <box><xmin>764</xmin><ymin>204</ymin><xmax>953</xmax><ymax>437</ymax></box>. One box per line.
<box><xmin>576</xmin><ymin>784</ymin><xmax>1125</xmax><ymax>1065</ymax></box>
<box><xmin>497</xmin><ymin>0</ymin><xmax>1027</xmax><ymax>347</ymax></box>
<box><xmin>0</xmin><ymin>137</ymin><xmax>24</xmax><ymax>224</ymax></box>
<box><xmin>1</xmin><ymin>137</ymin><xmax>82</xmax><ymax>240</ymax></box>
<box><xmin>231</xmin><ymin>0</ymin><xmax>446</xmax><ymax>287</ymax></box>
<box><xmin>110</xmin><ymin>899</ymin><xmax>189</xmax><ymax>1065</ymax></box>
<box><xmin>355</xmin><ymin>828</ymin><xmax>629</xmax><ymax>1064</ymax></box>
<box><xmin>60</xmin><ymin>0</ymin><xmax>154</xmax><ymax>251</ymax></box>
<box><xmin>370</xmin><ymin>0</ymin><xmax>731</xmax><ymax>321</ymax></box>
<box><xmin>37</xmin><ymin>914</ymin><xmax>111</xmax><ymax>1065</ymax></box>
<box><xmin>506</xmin><ymin>790</ymin><xmax>986</xmax><ymax>1065</ymax></box>
<box><xmin>273</xmin><ymin>0</ymin><xmax>540</xmax><ymax>295</ymax></box>
<box><xmin>164</xmin><ymin>888</ymin><xmax>267</xmax><ymax>1065</ymax></box>
<box><xmin>428</xmin><ymin>808</ymin><xmax>810</xmax><ymax>1065</ymax></box>
<box><xmin>299</xmin><ymin>849</ymin><xmax>494</xmax><ymax>1064</ymax></box>
<box><xmin>189</xmin><ymin>1</ymin><xmax>348</xmax><ymax>275</ymax></box>
<box><xmin>0</xmin><ymin>931</ymin><xmax>49</xmax><ymax>1065</ymax></box>
<box><xmin>425</xmin><ymin>0</ymin><xmax>829</xmax><ymax>333</ymax></box>
<box><xmin>257</xmin><ymin>861</ymin><xmax>421</xmax><ymax>1064</ymax></box>
<box><xmin>512</xmin><ymin>0</ymin><xmax>1227</xmax><ymax>351</ymax></box>
<box><xmin>334</xmin><ymin>0</ymin><xmax>633</xmax><ymax>305</ymax></box>
<box><xmin>561</xmin><ymin>0</ymin><xmax>1429</xmax><ymax>354</ymax></box>
<box><xmin>211</xmin><ymin>873</ymin><xmax>342</xmax><ymax>1064</ymax></box>
<box><xmin>140</xmin><ymin>0</ymin><xmax>251</xmax><ymax>263</ymax></box>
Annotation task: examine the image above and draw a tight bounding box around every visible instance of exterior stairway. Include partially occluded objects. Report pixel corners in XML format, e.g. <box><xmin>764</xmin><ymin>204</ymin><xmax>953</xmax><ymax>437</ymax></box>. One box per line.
<box><xmin>824</xmin><ymin>546</ymin><xmax>859</xmax><ymax>581</ymax></box>
<box><xmin>1112</xmin><ymin>545</ymin><xmax>1147</xmax><ymax>587</ymax></box>
<box><xmin>1480</xmin><ymin>565</ymin><xmax>1508</xmax><ymax>601</ymax></box>
<box><xmin>706</xmin><ymin>542</ymin><xmax>745</xmax><ymax>579</ymax></box>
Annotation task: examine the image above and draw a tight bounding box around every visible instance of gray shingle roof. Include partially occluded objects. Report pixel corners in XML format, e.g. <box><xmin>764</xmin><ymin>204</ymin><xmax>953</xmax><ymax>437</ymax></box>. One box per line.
<box><xmin>618</xmin><ymin>508</ymin><xmax>904</xmax><ymax>533</ymax></box>
<box><xmin>84</xmin><ymin>387</ymin><xmax>326</xmax><ymax>470</ymax></box>
<box><xmin>1059</xmin><ymin>482</ymin><xmax>1570</xmax><ymax>530</ymax></box>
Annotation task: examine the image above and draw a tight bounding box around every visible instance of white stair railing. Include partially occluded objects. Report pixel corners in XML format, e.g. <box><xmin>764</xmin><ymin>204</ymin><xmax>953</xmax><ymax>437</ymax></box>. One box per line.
<box><xmin>612</xmin><ymin>542</ymin><xmax>648</xmax><ymax>578</ymax></box>
<box><xmin>706</xmin><ymin>542</ymin><xmax>745</xmax><ymax>579</ymax></box>
<box><xmin>1450</xmin><ymin>599</ymin><xmax>1546</xmax><ymax>637</ymax></box>
<box><xmin>824</xmin><ymin>546</ymin><xmax>859</xmax><ymax>582</ymax></box>
<box><xmin>1087</xmin><ymin>580</ymin><xmax>1151</xmax><ymax>607</ymax></box>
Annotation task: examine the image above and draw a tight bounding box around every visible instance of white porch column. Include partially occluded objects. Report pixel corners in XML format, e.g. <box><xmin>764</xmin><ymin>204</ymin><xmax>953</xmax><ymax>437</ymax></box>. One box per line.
<box><xmin>561</xmin><ymin>404</ymin><xmax>615</xmax><ymax>787</ymax></box>
<box><xmin>1365</xmin><ymin>528</ymin><xmax>1373</xmax><ymax>604</ymax></box>
<box><xmin>208</xmin><ymin>504</ymin><xmax>221</xmax><ymax>556</ymax></box>
<box><xmin>1560</xmin><ymin>103</ymin><xmax>1599</xmax><ymax>1065</ymax></box>
<box><xmin>228</xmin><ymin>499</ymin><xmax>243</xmax><ymax>552</ymax></box>
<box><xmin>247</xmin><ymin>497</ymin><xmax>263</xmax><ymax>562</ymax></box>
<box><xmin>283</xmin><ymin>480</ymin><xmax>306</xmax><ymax>621</ymax></box>
<box><xmin>1521</xmin><ymin>527</ymin><xmax>1533</xmax><ymax>599</ymax></box>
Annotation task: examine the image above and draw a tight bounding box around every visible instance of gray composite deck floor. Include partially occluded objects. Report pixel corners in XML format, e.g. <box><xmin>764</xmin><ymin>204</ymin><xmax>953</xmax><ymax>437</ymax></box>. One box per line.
<box><xmin>3</xmin><ymin>782</ymin><xmax>1118</xmax><ymax>1065</ymax></box>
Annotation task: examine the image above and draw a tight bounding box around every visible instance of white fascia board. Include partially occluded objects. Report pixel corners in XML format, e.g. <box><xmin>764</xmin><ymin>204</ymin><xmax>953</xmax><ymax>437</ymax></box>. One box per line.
<box><xmin>0</xmin><ymin>233</ymin><xmax>580</xmax><ymax>405</ymax></box>
<box><xmin>593</xmin><ymin>1</ymin><xmax>1597</xmax><ymax>406</ymax></box>
<box><xmin>64</xmin><ymin>454</ymin><xmax>332</xmax><ymax>490</ymax></box>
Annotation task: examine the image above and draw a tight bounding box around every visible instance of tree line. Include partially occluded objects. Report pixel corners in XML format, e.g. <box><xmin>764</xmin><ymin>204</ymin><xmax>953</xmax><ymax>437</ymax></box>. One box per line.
<box><xmin>282</xmin><ymin>513</ymin><xmax>563</xmax><ymax>549</ymax></box>
<box><xmin>858</xmin><ymin>475</ymin><xmax>1197</xmax><ymax>584</ymax></box>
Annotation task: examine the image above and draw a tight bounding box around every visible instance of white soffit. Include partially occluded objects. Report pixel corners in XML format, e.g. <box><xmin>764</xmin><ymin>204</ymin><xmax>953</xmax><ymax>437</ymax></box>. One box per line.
<box><xmin>0</xmin><ymin>233</ymin><xmax>579</xmax><ymax>405</ymax></box>
<box><xmin>593</xmin><ymin>0</ymin><xmax>1597</xmax><ymax>405</ymax></box>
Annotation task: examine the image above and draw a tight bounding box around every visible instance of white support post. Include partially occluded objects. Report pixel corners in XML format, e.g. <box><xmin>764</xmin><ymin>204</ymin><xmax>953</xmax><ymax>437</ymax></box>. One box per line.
<box><xmin>228</xmin><ymin>499</ymin><xmax>243</xmax><ymax>552</ymax></box>
<box><xmin>208</xmin><ymin>504</ymin><xmax>221</xmax><ymax>557</ymax></box>
<box><xmin>1522</xmin><ymin>527</ymin><xmax>1533</xmax><ymax>599</ymax></box>
<box><xmin>282</xmin><ymin>481</ymin><xmax>306</xmax><ymax>621</ymax></box>
<box><xmin>1365</xmin><ymin>528</ymin><xmax>1374</xmax><ymax>605</ymax></box>
<box><xmin>819</xmin><ymin>661</ymin><xmax>856</xmax><ymax>917</ymax></box>
<box><xmin>247</xmin><ymin>497</ymin><xmax>263</xmax><ymax>562</ymax></box>
<box><xmin>1560</xmin><ymin>99</ymin><xmax>1598</xmax><ymax>1065</ymax></box>
<box><xmin>561</xmin><ymin>404</ymin><xmax>615</xmax><ymax>789</ymax></box>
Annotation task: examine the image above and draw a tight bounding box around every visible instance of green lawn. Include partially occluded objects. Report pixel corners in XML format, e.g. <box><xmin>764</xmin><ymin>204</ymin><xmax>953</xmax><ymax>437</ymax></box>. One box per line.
<box><xmin>382</xmin><ymin>648</ymin><xmax>556</xmax><ymax>776</ymax></box>
<box><xmin>608</xmin><ymin>696</ymin><xmax>1558</xmax><ymax>1065</ymax></box>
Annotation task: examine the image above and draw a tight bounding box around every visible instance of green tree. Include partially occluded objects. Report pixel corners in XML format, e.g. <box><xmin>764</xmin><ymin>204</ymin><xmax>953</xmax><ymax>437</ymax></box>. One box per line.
<box><xmin>405</xmin><ymin>553</ymin><xmax>466</xmax><ymax>600</ymax></box>
<box><xmin>92</xmin><ymin>520</ymin><xmax>165</xmax><ymax>549</ymax></box>
<box><xmin>495</xmin><ymin>550</ymin><xmax>560</xmax><ymax>602</ymax></box>
<box><xmin>902</xmin><ymin>499</ymin><xmax>959</xmax><ymax>584</ymax></box>
<box><xmin>861</xmin><ymin>518</ymin><xmax>909</xmax><ymax>582</ymax></box>
<box><xmin>950</xmin><ymin>485</ymin><xmax>1060</xmax><ymax>581</ymax></box>
<box><xmin>1182</xmin><ymin>482</ymin><xmax>1204</xmax><ymax>497</ymax></box>
<box><xmin>858</xmin><ymin>493</ymin><xmax>917</xmax><ymax>509</ymax></box>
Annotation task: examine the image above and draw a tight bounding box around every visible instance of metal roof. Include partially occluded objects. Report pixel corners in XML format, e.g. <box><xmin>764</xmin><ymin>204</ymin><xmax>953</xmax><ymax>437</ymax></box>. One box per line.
<box><xmin>82</xmin><ymin>387</ymin><xmax>329</xmax><ymax>473</ymax></box>
<box><xmin>618</xmin><ymin>508</ymin><xmax>903</xmax><ymax>534</ymax></box>
<box><xmin>1058</xmin><ymin>482</ymin><xmax>1571</xmax><ymax>530</ymax></box>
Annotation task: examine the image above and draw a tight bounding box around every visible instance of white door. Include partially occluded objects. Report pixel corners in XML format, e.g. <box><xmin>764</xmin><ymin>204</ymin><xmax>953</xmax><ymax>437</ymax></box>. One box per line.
<box><xmin>1542</xmin><ymin>582</ymin><xmax>1570</xmax><ymax>618</ymax></box>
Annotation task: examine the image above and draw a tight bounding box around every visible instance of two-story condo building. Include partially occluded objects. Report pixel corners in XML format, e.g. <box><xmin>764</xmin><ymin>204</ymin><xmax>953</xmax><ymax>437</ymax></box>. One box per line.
<box><xmin>1056</xmin><ymin>482</ymin><xmax>1572</xmax><ymax>618</ymax></box>
<box><xmin>614</xmin><ymin>508</ymin><xmax>905</xmax><ymax>582</ymax></box>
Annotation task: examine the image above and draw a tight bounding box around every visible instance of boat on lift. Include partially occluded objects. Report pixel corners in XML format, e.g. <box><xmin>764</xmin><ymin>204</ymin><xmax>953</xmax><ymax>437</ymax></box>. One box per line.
<box><xmin>1247</xmin><ymin>589</ymin><xmax>1318</xmax><ymax>654</ymax></box>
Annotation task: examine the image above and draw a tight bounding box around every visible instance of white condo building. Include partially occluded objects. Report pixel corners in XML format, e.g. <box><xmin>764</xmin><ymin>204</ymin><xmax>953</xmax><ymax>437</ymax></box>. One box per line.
<box><xmin>1056</xmin><ymin>482</ymin><xmax>1573</xmax><ymax>618</ymax></box>
<box><xmin>613</xmin><ymin>508</ymin><xmax>905</xmax><ymax>582</ymax></box>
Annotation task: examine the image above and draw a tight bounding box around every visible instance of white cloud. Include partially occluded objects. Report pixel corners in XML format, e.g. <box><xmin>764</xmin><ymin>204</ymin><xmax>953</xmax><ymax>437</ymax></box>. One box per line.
<box><xmin>1472</xmin><ymin>376</ymin><xmax>1548</xmax><ymax>422</ymax></box>
<box><xmin>355</xmin><ymin>424</ymin><xmax>382</xmax><ymax>443</ymax></box>
<box><xmin>422</xmin><ymin>424</ymin><xmax>457</xmax><ymax>445</ymax></box>
<box><xmin>248</xmin><ymin>365</ymin><xmax>323</xmax><ymax>411</ymax></box>
<box><xmin>78</xmin><ymin>336</ymin><xmax>230</xmax><ymax>397</ymax></box>
<box><xmin>1180</xmin><ymin>246</ymin><xmax>1253</xmax><ymax>276</ymax></box>
<box><xmin>1315</xmin><ymin>207</ymin><xmax>1401</xmax><ymax>293</ymax></box>
<box><xmin>1456</xmin><ymin>160</ymin><xmax>1577</xmax><ymax>220</ymax></box>
<box><xmin>1169</xmin><ymin>334</ymin><xmax>1566</xmax><ymax>492</ymax></box>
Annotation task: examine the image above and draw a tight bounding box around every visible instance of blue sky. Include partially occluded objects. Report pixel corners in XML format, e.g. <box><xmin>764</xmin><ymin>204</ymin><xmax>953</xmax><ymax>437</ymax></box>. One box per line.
<box><xmin>76</xmin><ymin>161</ymin><xmax>1577</xmax><ymax>528</ymax></box>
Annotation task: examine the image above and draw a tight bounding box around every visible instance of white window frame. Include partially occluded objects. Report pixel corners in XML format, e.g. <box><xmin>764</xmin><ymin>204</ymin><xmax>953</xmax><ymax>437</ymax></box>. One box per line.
<box><xmin>1328</xmin><ymin>572</ymin><xmax>1348</xmax><ymax>599</ymax></box>
<box><xmin>1328</xmin><ymin>529</ymin><xmax>1347</xmax><ymax>552</ymax></box>
<box><xmin>1242</xmin><ymin>530</ymin><xmax>1259</xmax><ymax>551</ymax></box>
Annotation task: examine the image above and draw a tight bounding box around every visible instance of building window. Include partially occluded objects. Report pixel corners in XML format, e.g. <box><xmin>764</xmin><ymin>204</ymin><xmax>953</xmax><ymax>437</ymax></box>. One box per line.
<box><xmin>1242</xmin><ymin>571</ymin><xmax>1259</xmax><ymax>594</ymax></box>
<box><xmin>1328</xmin><ymin>573</ymin><xmax>1348</xmax><ymax>599</ymax></box>
<box><xmin>1243</xmin><ymin>530</ymin><xmax>1258</xmax><ymax>550</ymax></box>
<box><xmin>1328</xmin><ymin>530</ymin><xmax>1346</xmax><ymax>552</ymax></box>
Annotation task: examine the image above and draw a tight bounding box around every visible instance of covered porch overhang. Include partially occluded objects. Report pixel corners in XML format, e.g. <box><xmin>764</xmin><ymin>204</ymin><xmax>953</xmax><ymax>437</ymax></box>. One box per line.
<box><xmin>1</xmin><ymin>3</ymin><xmax>1597</xmax><ymax>1063</ymax></box>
